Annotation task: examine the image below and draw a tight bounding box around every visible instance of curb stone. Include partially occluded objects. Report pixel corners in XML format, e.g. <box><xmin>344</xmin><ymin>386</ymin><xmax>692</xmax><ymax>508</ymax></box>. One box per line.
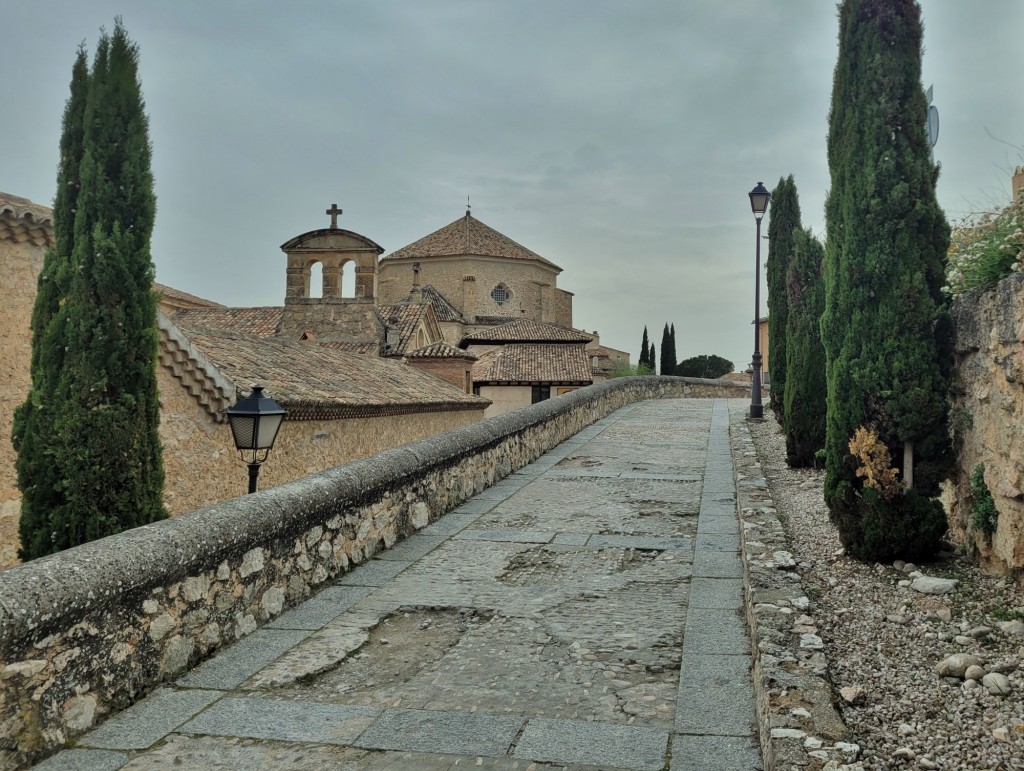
<box><xmin>728</xmin><ymin>407</ymin><xmax>856</xmax><ymax>771</ymax></box>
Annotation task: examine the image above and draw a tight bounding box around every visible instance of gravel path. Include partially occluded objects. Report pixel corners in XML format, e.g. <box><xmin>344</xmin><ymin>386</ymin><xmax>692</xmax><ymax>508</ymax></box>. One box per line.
<box><xmin>748</xmin><ymin>415</ymin><xmax>1024</xmax><ymax>771</ymax></box>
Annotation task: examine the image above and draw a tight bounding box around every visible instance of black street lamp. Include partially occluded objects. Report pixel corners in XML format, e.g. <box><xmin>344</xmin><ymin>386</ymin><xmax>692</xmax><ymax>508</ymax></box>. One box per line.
<box><xmin>748</xmin><ymin>182</ymin><xmax>771</xmax><ymax>419</ymax></box>
<box><xmin>226</xmin><ymin>385</ymin><xmax>287</xmax><ymax>494</ymax></box>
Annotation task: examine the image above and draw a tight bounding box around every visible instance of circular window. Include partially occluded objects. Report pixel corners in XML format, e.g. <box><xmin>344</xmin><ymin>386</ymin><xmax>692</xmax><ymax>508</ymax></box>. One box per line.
<box><xmin>491</xmin><ymin>283</ymin><xmax>512</xmax><ymax>306</ymax></box>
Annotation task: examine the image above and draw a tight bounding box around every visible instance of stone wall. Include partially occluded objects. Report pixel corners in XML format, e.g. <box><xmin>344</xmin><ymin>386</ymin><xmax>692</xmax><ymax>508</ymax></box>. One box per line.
<box><xmin>0</xmin><ymin>239</ymin><xmax>46</xmax><ymax>569</ymax></box>
<box><xmin>0</xmin><ymin>376</ymin><xmax>750</xmax><ymax>767</ymax></box>
<box><xmin>157</xmin><ymin>365</ymin><xmax>485</xmax><ymax>516</ymax></box>
<box><xmin>379</xmin><ymin>256</ymin><xmax>568</xmax><ymax>326</ymax></box>
<box><xmin>949</xmin><ymin>271</ymin><xmax>1024</xmax><ymax>577</ymax></box>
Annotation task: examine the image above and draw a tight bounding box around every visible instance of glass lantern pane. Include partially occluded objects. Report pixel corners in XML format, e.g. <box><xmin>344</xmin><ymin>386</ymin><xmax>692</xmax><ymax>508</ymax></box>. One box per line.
<box><xmin>230</xmin><ymin>415</ymin><xmax>256</xmax><ymax>450</ymax></box>
<box><xmin>256</xmin><ymin>414</ymin><xmax>284</xmax><ymax>449</ymax></box>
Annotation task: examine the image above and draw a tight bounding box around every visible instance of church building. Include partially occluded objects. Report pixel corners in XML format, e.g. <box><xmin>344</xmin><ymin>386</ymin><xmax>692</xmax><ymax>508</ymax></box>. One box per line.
<box><xmin>0</xmin><ymin>194</ymin><xmax>627</xmax><ymax>567</ymax></box>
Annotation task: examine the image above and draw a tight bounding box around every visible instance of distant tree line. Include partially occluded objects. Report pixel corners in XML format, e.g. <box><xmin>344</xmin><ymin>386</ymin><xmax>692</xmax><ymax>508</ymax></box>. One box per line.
<box><xmin>635</xmin><ymin>325</ymin><xmax>733</xmax><ymax>379</ymax></box>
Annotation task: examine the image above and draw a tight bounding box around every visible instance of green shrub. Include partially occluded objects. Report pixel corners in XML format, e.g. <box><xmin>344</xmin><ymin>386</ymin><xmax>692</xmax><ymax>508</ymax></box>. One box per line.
<box><xmin>970</xmin><ymin>463</ymin><xmax>998</xmax><ymax>536</ymax></box>
<box><xmin>945</xmin><ymin>196</ymin><xmax>1024</xmax><ymax>295</ymax></box>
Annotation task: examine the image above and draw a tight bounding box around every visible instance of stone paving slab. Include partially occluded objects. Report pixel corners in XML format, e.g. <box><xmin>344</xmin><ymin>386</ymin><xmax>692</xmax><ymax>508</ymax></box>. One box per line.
<box><xmin>266</xmin><ymin>585</ymin><xmax>374</xmax><ymax>630</ymax></box>
<box><xmin>586</xmin><ymin>534</ymin><xmax>692</xmax><ymax>551</ymax></box>
<box><xmin>79</xmin><ymin>688</ymin><xmax>222</xmax><ymax>750</ymax></box>
<box><xmin>670</xmin><ymin>733</ymin><xmax>764</xmax><ymax>770</ymax></box>
<box><xmin>450</xmin><ymin>498</ymin><xmax>500</xmax><ymax>514</ymax></box>
<box><xmin>355</xmin><ymin>708</ymin><xmax>523</xmax><ymax>756</ymax></box>
<box><xmin>177</xmin><ymin>630</ymin><xmax>310</xmax><ymax>689</ymax></box>
<box><xmin>35</xmin><ymin>749</ymin><xmax>128</xmax><ymax>771</ymax></box>
<box><xmin>688</xmin><ymin>577</ymin><xmax>744</xmax><ymax>610</ymax></box>
<box><xmin>455</xmin><ymin>528</ymin><xmax>555</xmax><ymax>544</ymax></box>
<box><xmin>682</xmin><ymin>608</ymin><xmax>750</xmax><ymax>655</ymax></box>
<box><xmin>676</xmin><ymin>654</ymin><xmax>756</xmax><ymax>736</ymax></box>
<box><xmin>180</xmin><ymin>695</ymin><xmax>378</xmax><ymax>744</ymax></box>
<box><xmin>692</xmin><ymin>549</ymin><xmax>744</xmax><ymax>578</ymax></box>
<box><xmin>116</xmin><ymin>734</ymin><xmax>574</xmax><ymax>770</ymax></box>
<box><xmin>372</xmin><ymin>534</ymin><xmax>446</xmax><ymax>562</ymax></box>
<box><xmin>695</xmin><ymin>531</ymin><xmax>741</xmax><ymax>551</ymax></box>
<box><xmin>336</xmin><ymin>557</ymin><xmax>413</xmax><ymax>585</ymax></box>
<box><xmin>514</xmin><ymin>718</ymin><xmax>668</xmax><ymax>770</ymax></box>
<box><xmin>419</xmin><ymin>510</ymin><xmax>483</xmax><ymax>536</ymax></box>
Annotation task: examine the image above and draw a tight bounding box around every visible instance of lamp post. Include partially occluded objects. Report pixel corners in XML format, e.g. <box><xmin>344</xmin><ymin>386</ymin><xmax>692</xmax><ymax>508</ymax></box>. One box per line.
<box><xmin>748</xmin><ymin>182</ymin><xmax>771</xmax><ymax>419</ymax></box>
<box><xmin>226</xmin><ymin>385</ymin><xmax>287</xmax><ymax>494</ymax></box>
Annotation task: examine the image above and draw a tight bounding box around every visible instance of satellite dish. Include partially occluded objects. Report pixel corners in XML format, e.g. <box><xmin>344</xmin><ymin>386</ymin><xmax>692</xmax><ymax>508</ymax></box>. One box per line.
<box><xmin>925</xmin><ymin>85</ymin><xmax>939</xmax><ymax>148</ymax></box>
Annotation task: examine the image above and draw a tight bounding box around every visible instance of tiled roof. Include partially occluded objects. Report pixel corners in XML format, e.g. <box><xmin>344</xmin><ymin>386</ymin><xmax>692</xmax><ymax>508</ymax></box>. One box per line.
<box><xmin>0</xmin><ymin>192</ymin><xmax>54</xmax><ymax>247</ymax></box>
<box><xmin>317</xmin><ymin>341</ymin><xmax>380</xmax><ymax>355</ymax></box>
<box><xmin>406</xmin><ymin>342</ymin><xmax>477</xmax><ymax>360</ymax></box>
<box><xmin>173</xmin><ymin>307</ymin><xmax>284</xmax><ymax>338</ymax></box>
<box><xmin>420</xmin><ymin>285</ymin><xmax>464</xmax><ymax>323</ymax></box>
<box><xmin>473</xmin><ymin>344</ymin><xmax>593</xmax><ymax>384</ymax></box>
<box><xmin>473</xmin><ymin>315</ymin><xmax>520</xmax><ymax>326</ymax></box>
<box><xmin>184</xmin><ymin>328</ymin><xmax>486</xmax><ymax>418</ymax></box>
<box><xmin>382</xmin><ymin>213</ymin><xmax>561</xmax><ymax>270</ymax></box>
<box><xmin>377</xmin><ymin>302</ymin><xmax>430</xmax><ymax>355</ymax></box>
<box><xmin>462</xmin><ymin>318</ymin><xmax>594</xmax><ymax>344</ymax></box>
<box><xmin>154</xmin><ymin>283</ymin><xmax>224</xmax><ymax>309</ymax></box>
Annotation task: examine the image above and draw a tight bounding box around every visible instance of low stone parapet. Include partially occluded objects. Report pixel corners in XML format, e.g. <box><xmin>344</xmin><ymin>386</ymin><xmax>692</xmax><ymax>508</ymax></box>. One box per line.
<box><xmin>0</xmin><ymin>376</ymin><xmax>751</xmax><ymax>767</ymax></box>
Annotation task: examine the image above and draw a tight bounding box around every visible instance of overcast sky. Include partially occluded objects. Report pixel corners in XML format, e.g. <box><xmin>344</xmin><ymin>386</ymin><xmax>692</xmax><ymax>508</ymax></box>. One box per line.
<box><xmin>4</xmin><ymin>1</ymin><xmax>1022</xmax><ymax>369</ymax></box>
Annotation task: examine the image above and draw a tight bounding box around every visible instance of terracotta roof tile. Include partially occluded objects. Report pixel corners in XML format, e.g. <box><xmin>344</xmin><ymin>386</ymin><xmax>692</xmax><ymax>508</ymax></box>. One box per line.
<box><xmin>382</xmin><ymin>213</ymin><xmax>561</xmax><ymax>270</ymax></box>
<box><xmin>420</xmin><ymin>285</ymin><xmax>464</xmax><ymax>323</ymax></box>
<box><xmin>0</xmin><ymin>192</ymin><xmax>54</xmax><ymax>247</ymax></box>
<box><xmin>173</xmin><ymin>307</ymin><xmax>284</xmax><ymax>337</ymax></box>
<box><xmin>378</xmin><ymin>302</ymin><xmax>429</xmax><ymax>354</ymax></box>
<box><xmin>154</xmin><ymin>283</ymin><xmax>224</xmax><ymax>309</ymax></box>
<box><xmin>406</xmin><ymin>342</ymin><xmax>477</xmax><ymax>360</ymax></box>
<box><xmin>185</xmin><ymin>329</ymin><xmax>486</xmax><ymax>414</ymax></box>
<box><xmin>473</xmin><ymin>344</ymin><xmax>593</xmax><ymax>384</ymax></box>
<box><xmin>462</xmin><ymin>319</ymin><xmax>593</xmax><ymax>344</ymax></box>
<box><xmin>317</xmin><ymin>340</ymin><xmax>380</xmax><ymax>355</ymax></box>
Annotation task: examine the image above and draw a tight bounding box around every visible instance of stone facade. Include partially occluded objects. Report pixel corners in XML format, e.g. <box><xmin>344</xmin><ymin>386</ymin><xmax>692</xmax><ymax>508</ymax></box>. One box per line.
<box><xmin>157</xmin><ymin>364</ymin><xmax>483</xmax><ymax>515</ymax></box>
<box><xmin>949</xmin><ymin>271</ymin><xmax>1024</xmax><ymax>577</ymax></box>
<box><xmin>0</xmin><ymin>198</ymin><xmax>52</xmax><ymax>570</ymax></box>
<box><xmin>0</xmin><ymin>376</ymin><xmax>752</xmax><ymax>767</ymax></box>
<box><xmin>381</xmin><ymin>254</ymin><xmax>572</xmax><ymax>328</ymax></box>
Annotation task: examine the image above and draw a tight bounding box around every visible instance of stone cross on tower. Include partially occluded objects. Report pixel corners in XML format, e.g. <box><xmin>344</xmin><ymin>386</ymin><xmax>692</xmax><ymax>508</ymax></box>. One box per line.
<box><xmin>326</xmin><ymin>203</ymin><xmax>342</xmax><ymax>229</ymax></box>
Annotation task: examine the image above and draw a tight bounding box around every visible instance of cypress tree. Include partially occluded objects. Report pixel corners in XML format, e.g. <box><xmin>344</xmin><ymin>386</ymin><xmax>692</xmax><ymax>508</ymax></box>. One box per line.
<box><xmin>13</xmin><ymin>47</ymin><xmax>90</xmax><ymax>559</ymax></box>
<box><xmin>783</xmin><ymin>228</ymin><xmax>826</xmax><ymax>468</ymax></box>
<box><xmin>822</xmin><ymin>0</ymin><xmax>952</xmax><ymax>561</ymax></box>
<box><xmin>17</xmin><ymin>21</ymin><xmax>166</xmax><ymax>558</ymax></box>
<box><xmin>649</xmin><ymin>345</ymin><xmax>656</xmax><ymax>376</ymax></box>
<box><xmin>766</xmin><ymin>175</ymin><xmax>802</xmax><ymax>422</ymax></box>
<box><xmin>639</xmin><ymin>325</ymin><xmax>651</xmax><ymax>370</ymax></box>
<box><xmin>667</xmin><ymin>323</ymin><xmax>678</xmax><ymax>374</ymax></box>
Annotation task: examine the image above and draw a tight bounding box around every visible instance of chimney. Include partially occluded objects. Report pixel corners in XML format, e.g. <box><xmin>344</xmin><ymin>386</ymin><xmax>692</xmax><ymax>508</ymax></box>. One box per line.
<box><xmin>1013</xmin><ymin>166</ymin><xmax>1024</xmax><ymax>202</ymax></box>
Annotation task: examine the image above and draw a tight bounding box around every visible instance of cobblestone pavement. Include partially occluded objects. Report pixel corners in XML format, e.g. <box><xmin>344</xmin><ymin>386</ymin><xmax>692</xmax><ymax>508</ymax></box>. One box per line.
<box><xmin>40</xmin><ymin>399</ymin><xmax>762</xmax><ymax>771</ymax></box>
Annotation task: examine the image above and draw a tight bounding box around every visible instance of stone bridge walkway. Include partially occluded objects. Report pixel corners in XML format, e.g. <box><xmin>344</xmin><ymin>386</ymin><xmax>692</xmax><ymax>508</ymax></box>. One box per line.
<box><xmin>41</xmin><ymin>399</ymin><xmax>762</xmax><ymax>771</ymax></box>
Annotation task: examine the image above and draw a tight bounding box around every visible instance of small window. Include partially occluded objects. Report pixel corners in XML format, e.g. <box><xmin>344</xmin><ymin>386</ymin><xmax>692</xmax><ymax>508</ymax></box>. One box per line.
<box><xmin>491</xmin><ymin>283</ymin><xmax>511</xmax><ymax>306</ymax></box>
<box><xmin>531</xmin><ymin>385</ymin><xmax>551</xmax><ymax>404</ymax></box>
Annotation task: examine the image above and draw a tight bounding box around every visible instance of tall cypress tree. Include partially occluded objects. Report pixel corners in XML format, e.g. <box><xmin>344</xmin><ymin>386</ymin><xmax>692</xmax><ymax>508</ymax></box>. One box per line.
<box><xmin>767</xmin><ymin>175</ymin><xmax>802</xmax><ymax>422</ymax></box>
<box><xmin>639</xmin><ymin>325</ymin><xmax>651</xmax><ymax>370</ymax></box>
<box><xmin>17</xmin><ymin>21</ymin><xmax>166</xmax><ymax>558</ymax></box>
<box><xmin>667</xmin><ymin>323</ymin><xmax>678</xmax><ymax>374</ymax></box>
<box><xmin>659</xmin><ymin>324</ymin><xmax>670</xmax><ymax>375</ymax></box>
<box><xmin>13</xmin><ymin>47</ymin><xmax>90</xmax><ymax>558</ymax></box>
<box><xmin>783</xmin><ymin>228</ymin><xmax>826</xmax><ymax>468</ymax></box>
<box><xmin>822</xmin><ymin>0</ymin><xmax>952</xmax><ymax>561</ymax></box>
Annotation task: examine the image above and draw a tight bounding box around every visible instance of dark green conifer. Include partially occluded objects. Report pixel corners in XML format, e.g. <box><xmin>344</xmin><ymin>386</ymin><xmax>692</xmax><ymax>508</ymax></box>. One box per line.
<box><xmin>767</xmin><ymin>175</ymin><xmax>801</xmax><ymax>422</ymax></box>
<box><xmin>13</xmin><ymin>47</ymin><xmax>90</xmax><ymax>559</ymax></box>
<box><xmin>667</xmin><ymin>323</ymin><xmax>678</xmax><ymax>374</ymax></box>
<box><xmin>639</xmin><ymin>326</ymin><xmax>651</xmax><ymax>370</ymax></box>
<box><xmin>17</xmin><ymin>21</ymin><xmax>166</xmax><ymax>558</ymax></box>
<box><xmin>822</xmin><ymin>0</ymin><xmax>952</xmax><ymax>561</ymax></box>
<box><xmin>659</xmin><ymin>324</ymin><xmax>670</xmax><ymax>375</ymax></box>
<box><xmin>783</xmin><ymin>229</ymin><xmax>826</xmax><ymax>467</ymax></box>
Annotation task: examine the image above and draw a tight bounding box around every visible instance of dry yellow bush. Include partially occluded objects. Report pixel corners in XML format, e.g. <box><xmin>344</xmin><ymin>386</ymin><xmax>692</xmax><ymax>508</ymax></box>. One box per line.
<box><xmin>849</xmin><ymin>427</ymin><xmax>902</xmax><ymax>500</ymax></box>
